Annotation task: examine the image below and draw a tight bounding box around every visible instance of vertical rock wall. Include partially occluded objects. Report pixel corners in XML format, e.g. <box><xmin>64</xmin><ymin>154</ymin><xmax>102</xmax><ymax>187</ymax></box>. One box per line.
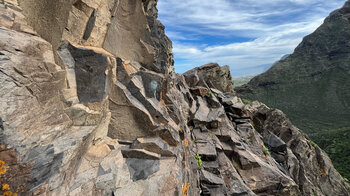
<box><xmin>18</xmin><ymin>0</ymin><xmax>174</xmax><ymax>74</ymax></box>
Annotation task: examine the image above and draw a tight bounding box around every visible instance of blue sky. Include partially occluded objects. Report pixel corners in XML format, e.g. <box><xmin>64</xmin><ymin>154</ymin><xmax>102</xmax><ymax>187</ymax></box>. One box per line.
<box><xmin>157</xmin><ymin>0</ymin><xmax>347</xmax><ymax>76</ymax></box>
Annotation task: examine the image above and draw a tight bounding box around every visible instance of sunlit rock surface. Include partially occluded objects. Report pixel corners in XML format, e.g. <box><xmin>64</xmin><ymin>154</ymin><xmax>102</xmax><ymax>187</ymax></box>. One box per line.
<box><xmin>0</xmin><ymin>0</ymin><xmax>349</xmax><ymax>195</ymax></box>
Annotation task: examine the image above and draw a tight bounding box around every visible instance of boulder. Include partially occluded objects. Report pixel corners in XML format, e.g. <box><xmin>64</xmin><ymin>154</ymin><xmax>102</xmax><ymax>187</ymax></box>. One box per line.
<box><xmin>221</xmin><ymin>93</ymin><xmax>242</xmax><ymax>106</ymax></box>
<box><xmin>263</xmin><ymin>134</ymin><xmax>287</xmax><ymax>153</ymax></box>
<box><xmin>125</xmin><ymin>158</ymin><xmax>160</xmax><ymax>181</ymax></box>
<box><xmin>190</xmin><ymin>86</ymin><xmax>209</xmax><ymax>97</ymax></box>
<box><xmin>183</xmin><ymin>63</ymin><xmax>234</xmax><ymax>93</ymax></box>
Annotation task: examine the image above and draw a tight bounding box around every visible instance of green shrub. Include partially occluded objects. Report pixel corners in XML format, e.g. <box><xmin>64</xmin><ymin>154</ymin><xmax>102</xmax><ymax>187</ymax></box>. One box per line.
<box><xmin>194</xmin><ymin>154</ymin><xmax>202</xmax><ymax>169</ymax></box>
<box><xmin>242</xmin><ymin>98</ymin><xmax>252</xmax><ymax>105</ymax></box>
<box><xmin>310</xmin><ymin>140</ymin><xmax>317</xmax><ymax>147</ymax></box>
<box><xmin>206</xmin><ymin>91</ymin><xmax>212</xmax><ymax>98</ymax></box>
<box><xmin>262</xmin><ymin>144</ymin><xmax>270</xmax><ymax>156</ymax></box>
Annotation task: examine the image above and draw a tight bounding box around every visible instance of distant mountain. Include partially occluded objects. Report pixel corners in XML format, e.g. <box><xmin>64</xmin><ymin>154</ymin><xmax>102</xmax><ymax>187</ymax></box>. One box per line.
<box><xmin>236</xmin><ymin>0</ymin><xmax>350</xmax><ymax>179</ymax></box>
<box><xmin>232</xmin><ymin>55</ymin><xmax>291</xmax><ymax>88</ymax></box>
<box><xmin>233</xmin><ymin>75</ymin><xmax>254</xmax><ymax>87</ymax></box>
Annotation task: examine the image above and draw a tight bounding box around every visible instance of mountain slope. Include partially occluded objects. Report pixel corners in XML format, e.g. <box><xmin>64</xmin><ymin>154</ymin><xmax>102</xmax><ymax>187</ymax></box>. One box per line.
<box><xmin>233</xmin><ymin>75</ymin><xmax>254</xmax><ymax>87</ymax></box>
<box><xmin>236</xmin><ymin>0</ymin><xmax>350</xmax><ymax>179</ymax></box>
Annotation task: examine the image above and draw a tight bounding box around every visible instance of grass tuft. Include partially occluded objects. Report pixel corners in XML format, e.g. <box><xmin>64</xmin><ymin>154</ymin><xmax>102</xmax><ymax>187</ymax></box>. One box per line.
<box><xmin>194</xmin><ymin>154</ymin><xmax>202</xmax><ymax>169</ymax></box>
<box><xmin>242</xmin><ymin>98</ymin><xmax>252</xmax><ymax>105</ymax></box>
<box><xmin>262</xmin><ymin>144</ymin><xmax>271</xmax><ymax>156</ymax></box>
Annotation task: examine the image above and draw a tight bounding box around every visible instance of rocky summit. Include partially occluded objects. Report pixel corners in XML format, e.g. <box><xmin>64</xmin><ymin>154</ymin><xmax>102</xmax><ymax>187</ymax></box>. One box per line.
<box><xmin>0</xmin><ymin>0</ymin><xmax>349</xmax><ymax>195</ymax></box>
<box><xmin>236</xmin><ymin>0</ymin><xmax>350</xmax><ymax>180</ymax></box>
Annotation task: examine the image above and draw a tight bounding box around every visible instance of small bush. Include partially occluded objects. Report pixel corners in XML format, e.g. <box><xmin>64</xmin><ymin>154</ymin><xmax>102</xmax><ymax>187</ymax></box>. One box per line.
<box><xmin>242</xmin><ymin>98</ymin><xmax>252</xmax><ymax>105</ymax></box>
<box><xmin>206</xmin><ymin>91</ymin><xmax>212</xmax><ymax>98</ymax></box>
<box><xmin>194</xmin><ymin>154</ymin><xmax>202</xmax><ymax>169</ymax></box>
<box><xmin>310</xmin><ymin>140</ymin><xmax>317</xmax><ymax>147</ymax></box>
<box><xmin>262</xmin><ymin>144</ymin><xmax>270</xmax><ymax>156</ymax></box>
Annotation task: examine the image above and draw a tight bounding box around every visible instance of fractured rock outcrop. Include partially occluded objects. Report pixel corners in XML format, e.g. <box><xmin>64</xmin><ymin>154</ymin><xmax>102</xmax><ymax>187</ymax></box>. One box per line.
<box><xmin>0</xmin><ymin>0</ymin><xmax>349</xmax><ymax>195</ymax></box>
<box><xmin>18</xmin><ymin>0</ymin><xmax>174</xmax><ymax>74</ymax></box>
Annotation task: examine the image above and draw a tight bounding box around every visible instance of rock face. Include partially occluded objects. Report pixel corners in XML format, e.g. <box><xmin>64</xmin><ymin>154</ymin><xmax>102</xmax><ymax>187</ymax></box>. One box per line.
<box><xmin>18</xmin><ymin>0</ymin><xmax>174</xmax><ymax>74</ymax></box>
<box><xmin>0</xmin><ymin>0</ymin><xmax>349</xmax><ymax>195</ymax></box>
<box><xmin>236</xmin><ymin>0</ymin><xmax>350</xmax><ymax>179</ymax></box>
<box><xmin>250</xmin><ymin>104</ymin><xmax>350</xmax><ymax>196</ymax></box>
<box><xmin>183</xmin><ymin>63</ymin><xmax>234</xmax><ymax>93</ymax></box>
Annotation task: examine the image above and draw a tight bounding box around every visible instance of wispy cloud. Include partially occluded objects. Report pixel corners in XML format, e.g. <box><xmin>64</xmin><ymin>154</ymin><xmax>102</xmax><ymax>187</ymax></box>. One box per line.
<box><xmin>158</xmin><ymin>0</ymin><xmax>346</xmax><ymax>76</ymax></box>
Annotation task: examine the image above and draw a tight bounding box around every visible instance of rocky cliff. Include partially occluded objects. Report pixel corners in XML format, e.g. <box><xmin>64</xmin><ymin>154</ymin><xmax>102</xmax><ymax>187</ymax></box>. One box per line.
<box><xmin>0</xmin><ymin>0</ymin><xmax>349</xmax><ymax>195</ymax></box>
<box><xmin>236</xmin><ymin>0</ymin><xmax>350</xmax><ymax>180</ymax></box>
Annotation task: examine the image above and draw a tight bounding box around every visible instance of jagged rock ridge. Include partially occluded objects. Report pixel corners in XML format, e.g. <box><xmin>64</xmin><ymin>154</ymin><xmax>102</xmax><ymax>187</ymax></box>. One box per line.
<box><xmin>236</xmin><ymin>0</ymin><xmax>350</xmax><ymax>179</ymax></box>
<box><xmin>0</xmin><ymin>0</ymin><xmax>349</xmax><ymax>195</ymax></box>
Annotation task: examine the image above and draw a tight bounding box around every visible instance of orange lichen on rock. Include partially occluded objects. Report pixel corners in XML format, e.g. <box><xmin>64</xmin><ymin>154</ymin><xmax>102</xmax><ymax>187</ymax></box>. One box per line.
<box><xmin>0</xmin><ymin>160</ymin><xmax>17</xmax><ymax>196</ymax></box>
<box><xmin>162</xmin><ymin>102</ymin><xmax>169</xmax><ymax>114</ymax></box>
<box><xmin>319</xmin><ymin>168</ymin><xmax>327</xmax><ymax>175</ymax></box>
<box><xmin>184</xmin><ymin>139</ymin><xmax>188</xmax><ymax>147</ymax></box>
<box><xmin>182</xmin><ymin>182</ymin><xmax>188</xmax><ymax>196</ymax></box>
<box><xmin>2</xmin><ymin>191</ymin><xmax>17</xmax><ymax>196</ymax></box>
<box><xmin>0</xmin><ymin>160</ymin><xmax>9</xmax><ymax>175</ymax></box>
<box><xmin>2</xmin><ymin>184</ymin><xmax>10</xmax><ymax>191</ymax></box>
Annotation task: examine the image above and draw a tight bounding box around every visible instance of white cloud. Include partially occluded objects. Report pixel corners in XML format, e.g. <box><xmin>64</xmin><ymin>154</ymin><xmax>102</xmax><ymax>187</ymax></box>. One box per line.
<box><xmin>158</xmin><ymin>0</ymin><xmax>347</xmax><ymax>75</ymax></box>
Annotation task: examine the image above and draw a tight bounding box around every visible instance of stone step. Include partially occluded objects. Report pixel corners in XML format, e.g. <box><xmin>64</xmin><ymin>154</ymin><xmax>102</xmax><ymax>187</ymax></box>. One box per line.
<box><xmin>130</xmin><ymin>137</ymin><xmax>175</xmax><ymax>157</ymax></box>
<box><xmin>121</xmin><ymin>148</ymin><xmax>160</xmax><ymax>160</ymax></box>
